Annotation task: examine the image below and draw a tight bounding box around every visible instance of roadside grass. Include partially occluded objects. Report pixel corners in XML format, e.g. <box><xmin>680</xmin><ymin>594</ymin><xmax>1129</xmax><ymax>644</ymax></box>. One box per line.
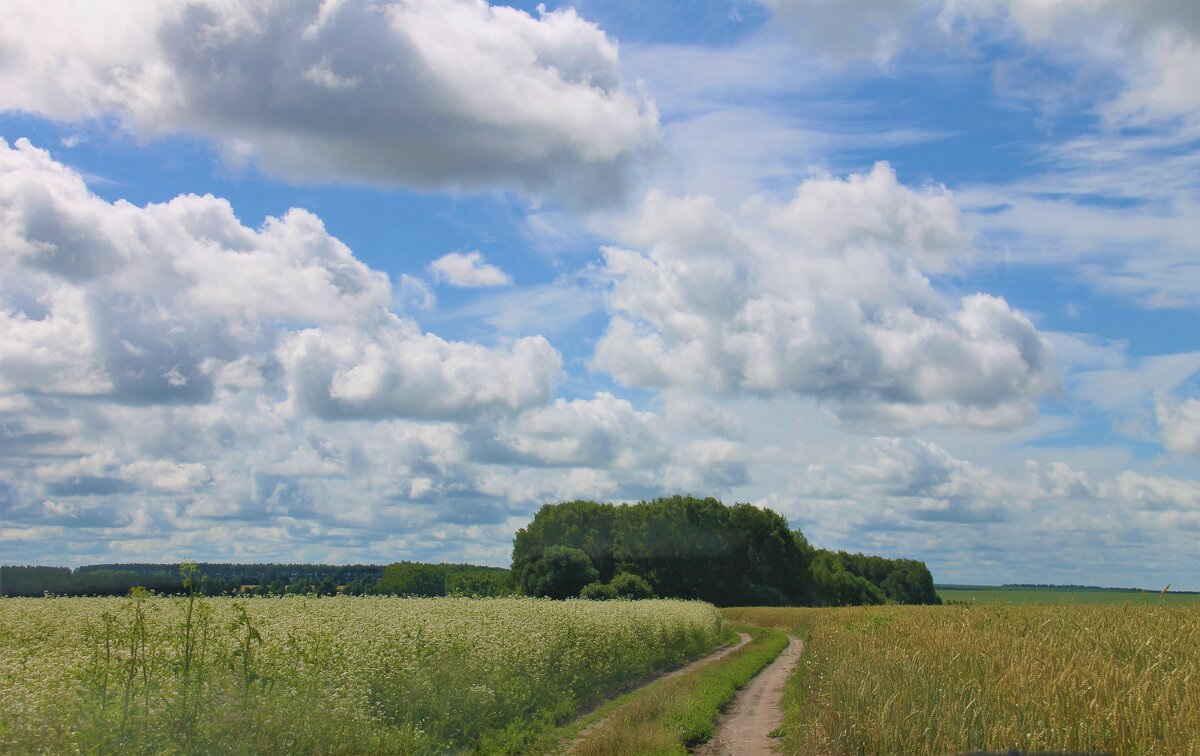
<box><xmin>541</xmin><ymin>625</ymin><xmax>790</xmax><ymax>756</ymax></box>
<box><xmin>725</xmin><ymin>605</ymin><xmax>1200</xmax><ymax>755</ymax></box>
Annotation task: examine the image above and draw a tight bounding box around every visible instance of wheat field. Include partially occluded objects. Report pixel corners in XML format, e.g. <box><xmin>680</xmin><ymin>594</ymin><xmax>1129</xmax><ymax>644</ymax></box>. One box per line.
<box><xmin>726</xmin><ymin>604</ymin><xmax>1200</xmax><ymax>755</ymax></box>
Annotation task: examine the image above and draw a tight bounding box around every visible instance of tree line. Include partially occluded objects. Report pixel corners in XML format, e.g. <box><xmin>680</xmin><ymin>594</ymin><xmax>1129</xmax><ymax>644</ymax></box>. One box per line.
<box><xmin>0</xmin><ymin>562</ymin><xmax>511</xmax><ymax>598</ymax></box>
<box><xmin>3</xmin><ymin>496</ymin><xmax>939</xmax><ymax>607</ymax></box>
<box><xmin>512</xmin><ymin>496</ymin><xmax>940</xmax><ymax>606</ymax></box>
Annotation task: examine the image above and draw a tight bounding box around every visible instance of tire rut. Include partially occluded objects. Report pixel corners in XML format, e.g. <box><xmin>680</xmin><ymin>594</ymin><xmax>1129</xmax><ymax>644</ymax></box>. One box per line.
<box><xmin>561</xmin><ymin>632</ymin><xmax>752</xmax><ymax>754</ymax></box>
<box><xmin>691</xmin><ymin>635</ymin><xmax>803</xmax><ymax>756</ymax></box>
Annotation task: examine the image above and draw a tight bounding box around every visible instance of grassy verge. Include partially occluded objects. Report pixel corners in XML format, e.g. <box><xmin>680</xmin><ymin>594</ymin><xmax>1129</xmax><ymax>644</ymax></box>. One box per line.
<box><xmin>538</xmin><ymin>624</ymin><xmax>790</xmax><ymax>756</ymax></box>
<box><xmin>726</xmin><ymin>605</ymin><xmax>1200</xmax><ymax>755</ymax></box>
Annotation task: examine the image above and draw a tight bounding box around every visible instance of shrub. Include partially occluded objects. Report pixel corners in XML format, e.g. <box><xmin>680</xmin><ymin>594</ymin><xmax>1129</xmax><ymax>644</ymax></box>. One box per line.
<box><xmin>610</xmin><ymin>573</ymin><xmax>655</xmax><ymax>600</ymax></box>
<box><xmin>580</xmin><ymin>582</ymin><xmax>618</xmax><ymax>600</ymax></box>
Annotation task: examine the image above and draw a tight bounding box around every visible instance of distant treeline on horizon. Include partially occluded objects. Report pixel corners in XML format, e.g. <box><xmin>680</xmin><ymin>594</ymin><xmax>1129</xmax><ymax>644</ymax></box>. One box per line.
<box><xmin>0</xmin><ymin>562</ymin><xmax>508</xmax><ymax>598</ymax></box>
<box><xmin>4</xmin><ymin>495</ymin><xmax>941</xmax><ymax>607</ymax></box>
<box><xmin>937</xmin><ymin>583</ymin><xmax>1198</xmax><ymax>595</ymax></box>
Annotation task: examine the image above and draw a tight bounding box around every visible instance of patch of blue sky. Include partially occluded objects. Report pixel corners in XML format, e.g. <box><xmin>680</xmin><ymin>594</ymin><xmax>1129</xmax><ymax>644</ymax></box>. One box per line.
<box><xmin>536</xmin><ymin>0</ymin><xmax>770</xmax><ymax>47</ymax></box>
<box><xmin>969</xmin><ymin>264</ymin><xmax>1200</xmax><ymax>359</ymax></box>
<box><xmin>0</xmin><ymin>112</ymin><xmax>569</xmax><ymax>314</ymax></box>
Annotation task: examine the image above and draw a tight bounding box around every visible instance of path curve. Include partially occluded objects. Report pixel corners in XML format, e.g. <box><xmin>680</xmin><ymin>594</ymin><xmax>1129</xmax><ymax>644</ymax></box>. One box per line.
<box><xmin>563</xmin><ymin>632</ymin><xmax>752</xmax><ymax>754</ymax></box>
<box><xmin>691</xmin><ymin>635</ymin><xmax>804</xmax><ymax>756</ymax></box>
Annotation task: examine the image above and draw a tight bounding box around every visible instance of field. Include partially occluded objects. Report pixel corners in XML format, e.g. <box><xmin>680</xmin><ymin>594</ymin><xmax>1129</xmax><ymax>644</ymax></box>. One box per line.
<box><xmin>727</xmin><ymin>604</ymin><xmax>1200</xmax><ymax>755</ymax></box>
<box><xmin>938</xmin><ymin>586</ymin><xmax>1200</xmax><ymax>605</ymax></box>
<box><xmin>0</xmin><ymin>594</ymin><xmax>726</xmax><ymax>754</ymax></box>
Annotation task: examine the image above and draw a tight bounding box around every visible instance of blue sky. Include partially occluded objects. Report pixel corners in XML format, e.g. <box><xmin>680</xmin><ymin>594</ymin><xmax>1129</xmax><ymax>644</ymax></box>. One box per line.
<box><xmin>1</xmin><ymin>0</ymin><xmax>1197</xmax><ymax>589</ymax></box>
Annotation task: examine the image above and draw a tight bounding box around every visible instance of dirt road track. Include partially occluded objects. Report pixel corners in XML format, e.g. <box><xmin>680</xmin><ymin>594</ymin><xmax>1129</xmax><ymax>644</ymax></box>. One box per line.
<box><xmin>564</xmin><ymin>632</ymin><xmax>752</xmax><ymax>753</ymax></box>
<box><xmin>691</xmin><ymin>635</ymin><xmax>804</xmax><ymax>756</ymax></box>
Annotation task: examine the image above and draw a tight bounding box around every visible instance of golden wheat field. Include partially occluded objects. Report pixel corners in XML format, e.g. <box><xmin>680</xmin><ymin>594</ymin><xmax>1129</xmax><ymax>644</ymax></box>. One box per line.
<box><xmin>0</xmin><ymin>594</ymin><xmax>726</xmax><ymax>754</ymax></box>
<box><xmin>727</xmin><ymin>604</ymin><xmax>1200</xmax><ymax>755</ymax></box>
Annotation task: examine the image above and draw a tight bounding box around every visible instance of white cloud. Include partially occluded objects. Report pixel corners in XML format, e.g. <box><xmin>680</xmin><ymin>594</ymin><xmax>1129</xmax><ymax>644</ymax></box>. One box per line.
<box><xmin>429</xmin><ymin>251</ymin><xmax>512</xmax><ymax>288</ymax></box>
<box><xmin>763</xmin><ymin>0</ymin><xmax>942</xmax><ymax>68</ymax></box>
<box><xmin>485</xmin><ymin>392</ymin><xmax>666</xmax><ymax>469</ymax></box>
<box><xmin>592</xmin><ymin>164</ymin><xmax>1054</xmax><ymax>430</ymax></box>
<box><xmin>1156</xmin><ymin>396</ymin><xmax>1200</xmax><ymax>455</ymax></box>
<box><xmin>766</xmin><ymin>1</ymin><xmax>1200</xmax><ymax>128</ymax></box>
<box><xmin>279</xmin><ymin>320</ymin><xmax>559</xmax><ymax>421</ymax></box>
<box><xmin>0</xmin><ymin>0</ymin><xmax>659</xmax><ymax>205</ymax></box>
<box><xmin>0</xmin><ymin>137</ymin><xmax>562</xmax><ymax>420</ymax></box>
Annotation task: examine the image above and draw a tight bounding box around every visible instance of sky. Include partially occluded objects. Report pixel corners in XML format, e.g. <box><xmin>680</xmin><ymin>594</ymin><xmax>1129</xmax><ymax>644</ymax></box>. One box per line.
<box><xmin>0</xmin><ymin>0</ymin><xmax>1197</xmax><ymax>589</ymax></box>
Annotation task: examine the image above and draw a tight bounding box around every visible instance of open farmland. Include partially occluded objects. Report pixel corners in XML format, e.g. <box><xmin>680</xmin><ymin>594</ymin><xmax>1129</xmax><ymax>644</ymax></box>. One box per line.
<box><xmin>0</xmin><ymin>595</ymin><xmax>726</xmax><ymax>754</ymax></box>
<box><xmin>726</xmin><ymin>605</ymin><xmax>1200</xmax><ymax>755</ymax></box>
<box><xmin>938</xmin><ymin>586</ymin><xmax>1200</xmax><ymax>606</ymax></box>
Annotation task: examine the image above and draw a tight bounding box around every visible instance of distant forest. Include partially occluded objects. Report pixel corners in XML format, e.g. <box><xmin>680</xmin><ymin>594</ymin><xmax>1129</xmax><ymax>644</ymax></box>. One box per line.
<box><xmin>3</xmin><ymin>496</ymin><xmax>939</xmax><ymax>607</ymax></box>
<box><xmin>0</xmin><ymin>562</ymin><xmax>509</xmax><ymax>598</ymax></box>
<box><xmin>937</xmin><ymin>583</ymin><xmax>1197</xmax><ymax>594</ymax></box>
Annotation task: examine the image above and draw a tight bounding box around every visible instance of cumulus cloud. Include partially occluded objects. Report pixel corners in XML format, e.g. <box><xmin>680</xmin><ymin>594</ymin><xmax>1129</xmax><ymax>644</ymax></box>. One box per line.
<box><xmin>429</xmin><ymin>251</ymin><xmax>512</xmax><ymax>288</ymax></box>
<box><xmin>0</xmin><ymin>0</ymin><xmax>659</xmax><ymax>205</ymax></box>
<box><xmin>0</xmin><ymin>137</ymin><xmax>561</xmax><ymax>419</ymax></box>
<box><xmin>592</xmin><ymin>164</ymin><xmax>1055</xmax><ymax>430</ymax></box>
<box><xmin>279</xmin><ymin>321</ymin><xmax>559</xmax><ymax>420</ymax></box>
<box><xmin>478</xmin><ymin>392</ymin><xmax>666</xmax><ymax>469</ymax></box>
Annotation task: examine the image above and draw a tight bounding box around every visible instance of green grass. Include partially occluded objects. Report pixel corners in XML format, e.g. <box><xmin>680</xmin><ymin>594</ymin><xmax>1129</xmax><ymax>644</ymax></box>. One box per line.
<box><xmin>937</xmin><ymin>587</ymin><xmax>1200</xmax><ymax>605</ymax></box>
<box><xmin>542</xmin><ymin>624</ymin><xmax>791</xmax><ymax>756</ymax></box>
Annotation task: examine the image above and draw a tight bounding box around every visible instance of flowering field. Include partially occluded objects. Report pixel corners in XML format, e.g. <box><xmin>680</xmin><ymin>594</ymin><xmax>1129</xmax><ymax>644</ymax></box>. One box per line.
<box><xmin>0</xmin><ymin>594</ymin><xmax>727</xmax><ymax>753</ymax></box>
<box><xmin>726</xmin><ymin>604</ymin><xmax>1200</xmax><ymax>755</ymax></box>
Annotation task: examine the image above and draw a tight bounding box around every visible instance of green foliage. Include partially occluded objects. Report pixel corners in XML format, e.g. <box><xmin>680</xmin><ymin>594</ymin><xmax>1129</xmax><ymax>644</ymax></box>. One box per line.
<box><xmin>810</xmin><ymin>550</ymin><xmax>940</xmax><ymax>606</ymax></box>
<box><xmin>521</xmin><ymin>546</ymin><xmax>599</xmax><ymax>599</ymax></box>
<box><xmin>375</xmin><ymin>561</ymin><xmax>447</xmax><ymax>596</ymax></box>
<box><xmin>1</xmin><ymin>562</ymin><xmax>388</xmax><ymax>597</ymax></box>
<box><xmin>373</xmin><ymin>561</ymin><xmax>514</xmax><ymax>597</ymax></box>
<box><xmin>579</xmin><ymin>582</ymin><xmax>618</xmax><ymax>600</ymax></box>
<box><xmin>610</xmin><ymin>572</ymin><xmax>655</xmax><ymax>600</ymax></box>
<box><xmin>513</xmin><ymin>496</ymin><xmax>938</xmax><ymax>607</ymax></box>
<box><xmin>562</xmin><ymin>626</ymin><xmax>790</xmax><ymax>756</ymax></box>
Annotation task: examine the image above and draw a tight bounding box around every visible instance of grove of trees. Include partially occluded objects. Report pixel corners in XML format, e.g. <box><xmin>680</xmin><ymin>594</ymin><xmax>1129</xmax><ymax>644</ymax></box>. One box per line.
<box><xmin>512</xmin><ymin>496</ymin><xmax>940</xmax><ymax>607</ymax></box>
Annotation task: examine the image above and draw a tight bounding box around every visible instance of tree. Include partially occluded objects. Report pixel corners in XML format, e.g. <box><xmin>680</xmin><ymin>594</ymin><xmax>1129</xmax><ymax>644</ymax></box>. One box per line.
<box><xmin>520</xmin><ymin>546</ymin><xmax>598</xmax><ymax>599</ymax></box>
<box><xmin>609</xmin><ymin>572</ymin><xmax>655</xmax><ymax>600</ymax></box>
<box><xmin>513</xmin><ymin>500</ymin><xmax>618</xmax><ymax>582</ymax></box>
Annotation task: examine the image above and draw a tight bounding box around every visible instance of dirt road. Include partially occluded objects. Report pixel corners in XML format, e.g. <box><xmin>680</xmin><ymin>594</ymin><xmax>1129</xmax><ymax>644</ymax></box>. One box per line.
<box><xmin>691</xmin><ymin>634</ymin><xmax>804</xmax><ymax>756</ymax></box>
<box><xmin>563</xmin><ymin>632</ymin><xmax>752</xmax><ymax>753</ymax></box>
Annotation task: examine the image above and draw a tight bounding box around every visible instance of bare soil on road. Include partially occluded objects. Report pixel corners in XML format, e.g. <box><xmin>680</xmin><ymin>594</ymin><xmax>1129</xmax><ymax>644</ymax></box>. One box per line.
<box><xmin>691</xmin><ymin>635</ymin><xmax>804</xmax><ymax>756</ymax></box>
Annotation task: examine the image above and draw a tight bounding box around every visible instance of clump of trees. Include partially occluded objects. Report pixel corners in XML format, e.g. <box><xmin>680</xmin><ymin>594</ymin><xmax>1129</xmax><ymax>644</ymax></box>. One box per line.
<box><xmin>578</xmin><ymin>572</ymin><xmax>656</xmax><ymax>601</ymax></box>
<box><xmin>512</xmin><ymin>496</ymin><xmax>940</xmax><ymax>607</ymax></box>
<box><xmin>372</xmin><ymin>561</ymin><xmax>514</xmax><ymax>597</ymax></box>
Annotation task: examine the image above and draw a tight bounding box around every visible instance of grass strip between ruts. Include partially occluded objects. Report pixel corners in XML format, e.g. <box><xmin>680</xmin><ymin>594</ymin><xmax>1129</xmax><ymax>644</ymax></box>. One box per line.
<box><xmin>536</xmin><ymin>624</ymin><xmax>790</xmax><ymax>756</ymax></box>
